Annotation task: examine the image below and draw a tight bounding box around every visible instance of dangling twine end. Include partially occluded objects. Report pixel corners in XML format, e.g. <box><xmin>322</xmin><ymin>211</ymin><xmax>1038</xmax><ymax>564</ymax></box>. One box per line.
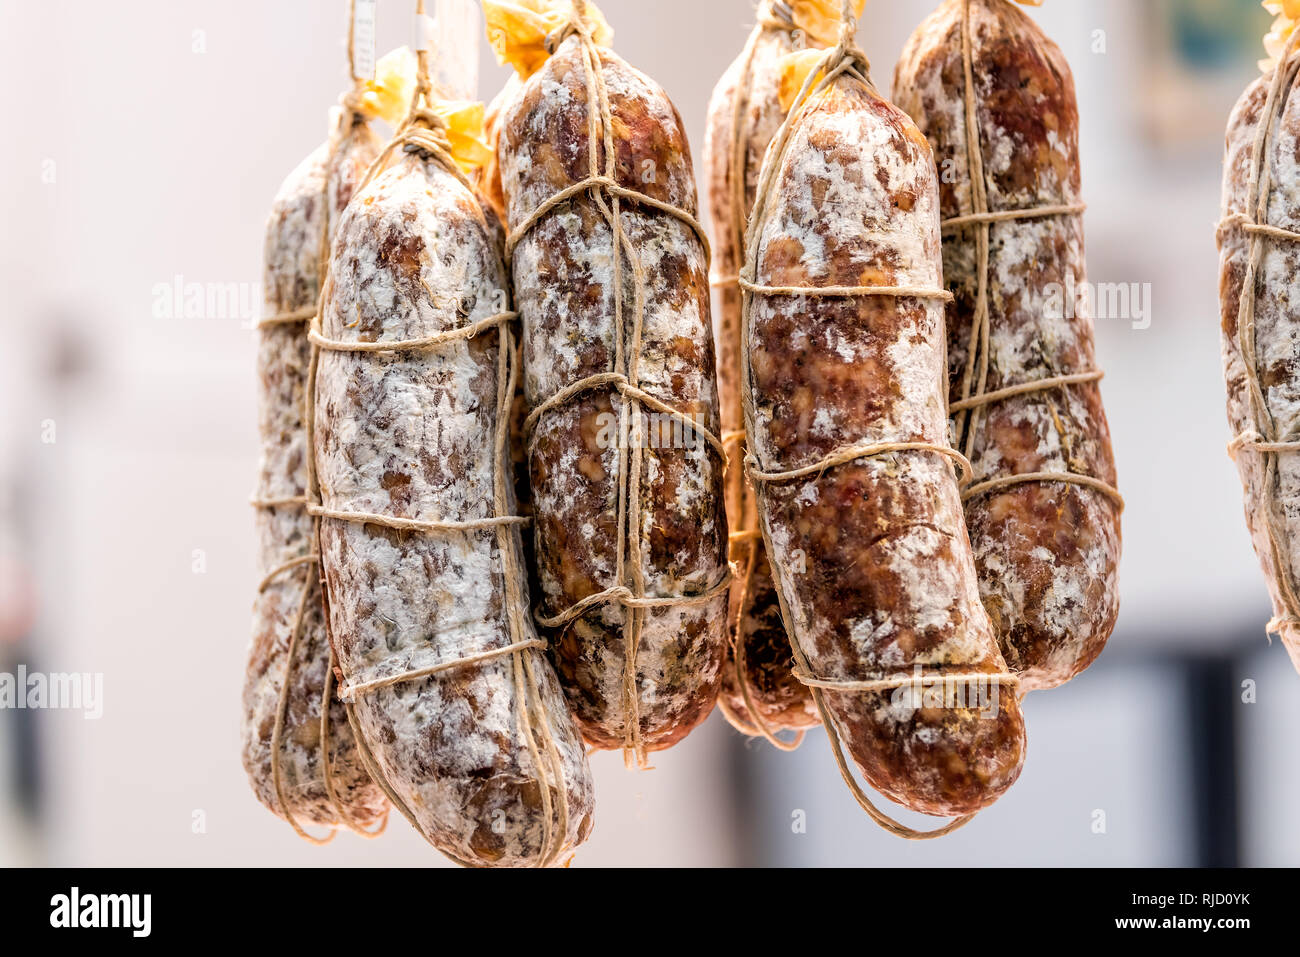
<box><xmin>715</xmin><ymin>694</ymin><xmax>763</xmax><ymax>738</ymax></box>
<box><xmin>621</xmin><ymin>745</ymin><xmax>653</xmax><ymax>771</ymax></box>
<box><xmin>731</xmin><ymin>652</ymin><xmax>810</xmax><ymax>753</ymax></box>
<box><xmin>1266</xmin><ymin>614</ymin><xmax>1300</xmax><ymax>643</ymax></box>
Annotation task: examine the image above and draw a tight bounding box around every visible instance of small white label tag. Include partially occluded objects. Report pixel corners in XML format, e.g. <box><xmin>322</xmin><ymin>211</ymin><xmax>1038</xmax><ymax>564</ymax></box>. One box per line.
<box><xmin>352</xmin><ymin>0</ymin><xmax>377</xmax><ymax>80</ymax></box>
<box><xmin>415</xmin><ymin>11</ymin><xmax>436</xmax><ymax>53</ymax></box>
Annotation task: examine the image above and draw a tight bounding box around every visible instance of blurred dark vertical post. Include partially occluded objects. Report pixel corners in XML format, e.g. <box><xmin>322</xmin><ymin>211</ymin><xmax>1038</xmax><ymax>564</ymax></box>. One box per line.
<box><xmin>0</xmin><ymin>479</ymin><xmax>43</xmax><ymax>834</ymax></box>
<box><xmin>726</xmin><ymin>730</ymin><xmax>763</xmax><ymax>867</ymax></box>
<box><xmin>1185</xmin><ymin>654</ymin><xmax>1242</xmax><ymax>867</ymax></box>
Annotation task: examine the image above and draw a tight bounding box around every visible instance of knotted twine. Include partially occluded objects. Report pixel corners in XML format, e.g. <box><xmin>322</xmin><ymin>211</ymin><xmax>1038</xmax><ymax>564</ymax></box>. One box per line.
<box><xmin>506</xmin><ymin>0</ymin><xmax>732</xmax><ymax>768</ymax></box>
<box><xmin>711</xmin><ymin>0</ymin><xmax>811</xmax><ymax>753</ymax></box>
<box><xmin>739</xmin><ymin>0</ymin><xmax>1020</xmax><ymax>840</ymax></box>
<box><xmin>248</xmin><ymin>0</ymin><xmax>390</xmax><ymax>846</ymax></box>
<box><xmin>302</xmin><ymin>0</ymin><xmax>573</xmax><ymax>869</ymax></box>
<box><xmin>1217</xmin><ymin>26</ymin><xmax>1300</xmax><ymax>642</ymax></box>
<box><xmin>947</xmin><ymin>0</ymin><xmax>1123</xmax><ymax>512</ymax></box>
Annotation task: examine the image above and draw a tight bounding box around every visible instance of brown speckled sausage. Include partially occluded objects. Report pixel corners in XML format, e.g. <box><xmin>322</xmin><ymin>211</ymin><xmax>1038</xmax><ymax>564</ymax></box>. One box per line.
<box><xmin>498</xmin><ymin>31</ymin><xmax>730</xmax><ymax>756</ymax></box>
<box><xmin>893</xmin><ymin>0</ymin><xmax>1121</xmax><ymax>692</ymax></box>
<box><xmin>314</xmin><ymin>137</ymin><xmax>594</xmax><ymax>867</ymax></box>
<box><xmin>1219</xmin><ymin>49</ymin><xmax>1300</xmax><ymax>675</ymax></box>
<box><xmin>744</xmin><ymin>59</ymin><xmax>1026</xmax><ymax>817</ymax></box>
<box><xmin>705</xmin><ymin>4</ymin><xmax>820</xmax><ymax>740</ymax></box>
<box><xmin>243</xmin><ymin>110</ymin><xmax>388</xmax><ymax>836</ymax></box>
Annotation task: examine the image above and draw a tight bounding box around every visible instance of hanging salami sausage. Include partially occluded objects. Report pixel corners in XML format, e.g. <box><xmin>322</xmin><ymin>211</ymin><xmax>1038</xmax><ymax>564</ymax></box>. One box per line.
<box><xmin>742</xmin><ymin>2</ymin><xmax>1026</xmax><ymax>829</ymax></box>
<box><xmin>893</xmin><ymin>0</ymin><xmax>1123</xmax><ymax>691</ymax></box>
<box><xmin>486</xmin><ymin>0</ymin><xmax>731</xmax><ymax>763</ymax></box>
<box><xmin>1219</xmin><ymin>4</ymin><xmax>1300</xmax><ymax>676</ymax></box>
<box><xmin>242</xmin><ymin>14</ymin><xmax>404</xmax><ymax>842</ymax></box>
<box><xmin>310</xmin><ymin>17</ymin><xmax>594</xmax><ymax>867</ymax></box>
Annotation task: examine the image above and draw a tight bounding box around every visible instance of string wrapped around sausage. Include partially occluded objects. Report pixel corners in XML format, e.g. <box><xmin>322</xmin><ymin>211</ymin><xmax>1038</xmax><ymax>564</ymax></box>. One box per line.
<box><xmin>244</xmin><ymin>71</ymin><xmax>390</xmax><ymax>843</ymax></box>
<box><xmin>893</xmin><ymin>0</ymin><xmax>1122</xmax><ymax>691</ymax></box>
<box><xmin>312</xmin><ymin>49</ymin><xmax>594</xmax><ymax>866</ymax></box>
<box><xmin>488</xmin><ymin>0</ymin><xmax>731</xmax><ymax>762</ymax></box>
<box><xmin>1218</xmin><ymin>12</ymin><xmax>1300</xmax><ymax>675</ymax></box>
<box><xmin>742</xmin><ymin>5</ymin><xmax>1026</xmax><ymax>826</ymax></box>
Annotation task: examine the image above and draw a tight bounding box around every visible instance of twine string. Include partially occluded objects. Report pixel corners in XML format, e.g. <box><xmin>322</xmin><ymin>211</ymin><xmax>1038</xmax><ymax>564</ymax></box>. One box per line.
<box><xmin>347</xmin><ymin>0</ymin><xmax>360</xmax><ymax>81</ymax></box>
<box><xmin>318</xmin><ymin>649</ymin><xmax>390</xmax><ymax>839</ymax></box>
<box><xmin>739</xmin><ymin>277</ymin><xmax>953</xmax><ymax>300</ymax></box>
<box><xmin>338</xmin><ymin>639</ymin><xmax>547</xmax><ymax>702</ymax></box>
<box><xmin>757</xmin><ymin>0</ymin><xmax>796</xmax><ymax>34</ymax></box>
<box><xmin>947</xmin><ymin>370</ymin><xmax>1103</xmax><ymax>414</ymax></box>
<box><xmin>709</xmin><ymin>0</ymin><xmax>794</xmax><ymax>292</ymax></box>
<box><xmin>729</xmin><ymin>630</ymin><xmax>807</xmax><ymax>752</ymax></box>
<box><xmin>1219</xmin><ymin>213</ymin><xmax>1300</xmax><ymax>245</ymax></box>
<box><xmin>941</xmin><ymin>203</ymin><xmax>1085</xmax><ymax>232</ymax></box>
<box><xmin>267</xmin><ymin>575</ymin><xmax>336</xmax><ymax>845</ymax></box>
<box><xmin>794</xmin><ymin>669</ymin><xmax>1020</xmax><ymax>695</ymax></box>
<box><xmin>255</xmin><ymin>552</ymin><xmax>318</xmax><ymax>594</ymax></box>
<box><xmin>746</xmin><ymin>441</ymin><xmax>972</xmax><ymax>486</ymax></box>
<box><xmin>256</xmin><ymin>306</ymin><xmax>319</xmax><ymax>329</ymax></box>
<box><xmin>341</xmin><ymin>0</ymin><xmax>376</xmax><ymax>122</ymax></box>
<box><xmin>521</xmin><ymin>372</ymin><xmax>729</xmax><ymax>461</ymax></box>
<box><xmin>507</xmin><ymin>0</ymin><xmax>730</xmax><ymax>766</ymax></box>
<box><xmin>1216</xmin><ymin>28</ymin><xmax>1300</xmax><ymax>637</ymax></box>
<box><xmin>310</xmin><ymin>308</ymin><xmax>515</xmax><ymax>352</ymax></box>
<box><xmin>253</xmin><ymin>0</ymin><xmax>374</xmax><ymax>329</ymax></box>
<box><xmin>948</xmin><ymin>0</ymin><xmax>1122</xmax><ymax>510</ymax></box>
<box><xmin>1229</xmin><ymin>428</ymin><xmax>1300</xmax><ymax>457</ymax></box>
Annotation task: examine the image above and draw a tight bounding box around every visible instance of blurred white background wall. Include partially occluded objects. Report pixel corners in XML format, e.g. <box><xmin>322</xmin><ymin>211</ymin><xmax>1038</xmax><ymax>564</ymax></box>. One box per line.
<box><xmin>0</xmin><ymin>0</ymin><xmax>1297</xmax><ymax>867</ymax></box>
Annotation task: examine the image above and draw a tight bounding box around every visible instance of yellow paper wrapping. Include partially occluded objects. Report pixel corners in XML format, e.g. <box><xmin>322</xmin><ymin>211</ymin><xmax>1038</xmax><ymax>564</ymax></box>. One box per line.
<box><xmin>426</xmin><ymin>99</ymin><xmax>495</xmax><ymax>173</ymax></box>
<box><xmin>351</xmin><ymin>48</ymin><xmax>493</xmax><ymax>173</ymax></box>
<box><xmin>355</xmin><ymin>47</ymin><xmax>418</xmax><ymax>126</ymax></box>
<box><xmin>777</xmin><ymin>48</ymin><xmax>830</xmax><ymax>113</ymax></box>
<box><xmin>1264</xmin><ymin>0</ymin><xmax>1300</xmax><ymax>71</ymax></box>
<box><xmin>482</xmin><ymin>0</ymin><xmax>613</xmax><ymax>80</ymax></box>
